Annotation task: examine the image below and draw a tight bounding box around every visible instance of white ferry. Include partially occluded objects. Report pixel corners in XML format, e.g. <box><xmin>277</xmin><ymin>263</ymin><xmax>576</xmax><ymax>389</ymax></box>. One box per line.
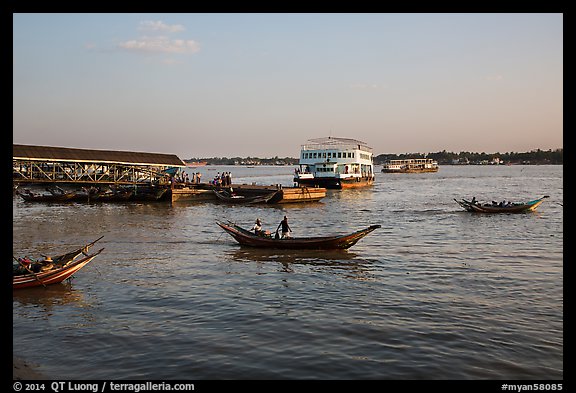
<box><xmin>381</xmin><ymin>158</ymin><xmax>439</xmax><ymax>173</ymax></box>
<box><xmin>293</xmin><ymin>137</ymin><xmax>375</xmax><ymax>189</ymax></box>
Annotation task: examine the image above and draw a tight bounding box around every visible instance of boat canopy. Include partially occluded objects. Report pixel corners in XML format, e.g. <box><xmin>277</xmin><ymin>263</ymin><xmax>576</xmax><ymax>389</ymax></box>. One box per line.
<box><xmin>301</xmin><ymin>137</ymin><xmax>372</xmax><ymax>153</ymax></box>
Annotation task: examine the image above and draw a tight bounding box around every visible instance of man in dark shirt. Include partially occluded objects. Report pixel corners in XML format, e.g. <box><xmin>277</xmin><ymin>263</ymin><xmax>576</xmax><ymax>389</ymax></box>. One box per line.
<box><xmin>277</xmin><ymin>216</ymin><xmax>292</xmax><ymax>239</ymax></box>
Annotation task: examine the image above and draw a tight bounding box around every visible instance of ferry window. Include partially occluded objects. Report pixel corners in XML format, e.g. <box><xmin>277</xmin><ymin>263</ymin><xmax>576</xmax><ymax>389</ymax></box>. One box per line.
<box><xmin>338</xmin><ymin>152</ymin><xmax>341</xmax><ymax>158</ymax></box>
<box><xmin>313</xmin><ymin>153</ymin><xmax>317</xmax><ymax>158</ymax></box>
<box><xmin>352</xmin><ymin>153</ymin><xmax>355</xmax><ymax>158</ymax></box>
<box><xmin>327</xmin><ymin>152</ymin><xmax>331</xmax><ymax>158</ymax></box>
<box><xmin>323</xmin><ymin>153</ymin><xmax>326</xmax><ymax>158</ymax></box>
<box><xmin>348</xmin><ymin>152</ymin><xmax>352</xmax><ymax>158</ymax></box>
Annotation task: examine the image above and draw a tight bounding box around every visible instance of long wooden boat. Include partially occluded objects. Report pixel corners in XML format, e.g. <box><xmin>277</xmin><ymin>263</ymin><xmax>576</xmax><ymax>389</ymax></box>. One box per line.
<box><xmin>131</xmin><ymin>186</ymin><xmax>169</xmax><ymax>201</ymax></box>
<box><xmin>216</xmin><ymin>221</ymin><xmax>381</xmax><ymax>250</ymax></box>
<box><xmin>17</xmin><ymin>188</ymin><xmax>77</xmax><ymax>202</ymax></box>
<box><xmin>213</xmin><ymin>188</ymin><xmax>279</xmax><ymax>204</ymax></box>
<box><xmin>454</xmin><ymin>195</ymin><xmax>549</xmax><ymax>213</ymax></box>
<box><xmin>269</xmin><ymin>186</ymin><xmax>326</xmax><ymax>204</ymax></box>
<box><xmin>13</xmin><ymin>237</ymin><xmax>104</xmax><ymax>289</ymax></box>
<box><xmin>17</xmin><ymin>187</ymin><xmax>100</xmax><ymax>202</ymax></box>
<box><xmin>92</xmin><ymin>188</ymin><xmax>133</xmax><ymax>202</ymax></box>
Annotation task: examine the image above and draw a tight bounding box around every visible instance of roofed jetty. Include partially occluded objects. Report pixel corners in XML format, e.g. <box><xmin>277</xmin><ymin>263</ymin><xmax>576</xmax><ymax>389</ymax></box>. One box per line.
<box><xmin>13</xmin><ymin>144</ymin><xmax>325</xmax><ymax>204</ymax></box>
<box><xmin>13</xmin><ymin>144</ymin><xmax>186</xmax><ymax>186</ymax></box>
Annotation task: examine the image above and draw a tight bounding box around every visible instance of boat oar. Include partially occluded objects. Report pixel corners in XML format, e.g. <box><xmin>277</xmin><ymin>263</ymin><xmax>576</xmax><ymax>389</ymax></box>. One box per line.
<box><xmin>13</xmin><ymin>255</ymin><xmax>47</xmax><ymax>288</ymax></box>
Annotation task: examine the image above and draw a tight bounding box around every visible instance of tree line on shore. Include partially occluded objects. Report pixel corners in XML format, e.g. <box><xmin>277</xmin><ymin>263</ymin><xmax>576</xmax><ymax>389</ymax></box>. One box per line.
<box><xmin>185</xmin><ymin>148</ymin><xmax>563</xmax><ymax>166</ymax></box>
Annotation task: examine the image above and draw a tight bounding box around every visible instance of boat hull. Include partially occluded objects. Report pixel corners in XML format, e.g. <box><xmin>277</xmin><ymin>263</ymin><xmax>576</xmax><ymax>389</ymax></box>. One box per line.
<box><xmin>13</xmin><ymin>254</ymin><xmax>100</xmax><ymax>289</ymax></box>
<box><xmin>272</xmin><ymin>187</ymin><xmax>326</xmax><ymax>203</ymax></box>
<box><xmin>213</xmin><ymin>189</ymin><xmax>279</xmax><ymax>204</ymax></box>
<box><xmin>294</xmin><ymin>176</ymin><xmax>374</xmax><ymax>190</ymax></box>
<box><xmin>455</xmin><ymin>196</ymin><xmax>549</xmax><ymax>213</ymax></box>
<box><xmin>217</xmin><ymin>221</ymin><xmax>380</xmax><ymax>250</ymax></box>
<box><xmin>13</xmin><ymin>238</ymin><xmax>104</xmax><ymax>289</ymax></box>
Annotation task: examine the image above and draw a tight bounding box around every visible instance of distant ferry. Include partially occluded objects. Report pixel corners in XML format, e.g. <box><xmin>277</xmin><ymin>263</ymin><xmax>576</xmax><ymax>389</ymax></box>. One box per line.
<box><xmin>293</xmin><ymin>137</ymin><xmax>375</xmax><ymax>189</ymax></box>
<box><xmin>185</xmin><ymin>161</ymin><xmax>207</xmax><ymax>168</ymax></box>
<box><xmin>381</xmin><ymin>158</ymin><xmax>439</xmax><ymax>173</ymax></box>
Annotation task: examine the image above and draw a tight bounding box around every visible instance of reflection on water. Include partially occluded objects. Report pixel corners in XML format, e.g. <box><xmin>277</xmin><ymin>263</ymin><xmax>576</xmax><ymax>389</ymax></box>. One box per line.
<box><xmin>226</xmin><ymin>248</ymin><xmax>377</xmax><ymax>280</ymax></box>
<box><xmin>13</xmin><ymin>165</ymin><xmax>563</xmax><ymax>380</ymax></box>
<box><xmin>13</xmin><ymin>281</ymin><xmax>84</xmax><ymax>310</ymax></box>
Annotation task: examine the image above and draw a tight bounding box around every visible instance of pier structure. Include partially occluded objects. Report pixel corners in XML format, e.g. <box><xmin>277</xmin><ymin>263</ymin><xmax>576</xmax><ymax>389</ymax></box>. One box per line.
<box><xmin>13</xmin><ymin>144</ymin><xmax>186</xmax><ymax>187</ymax></box>
<box><xmin>13</xmin><ymin>144</ymin><xmax>326</xmax><ymax>204</ymax></box>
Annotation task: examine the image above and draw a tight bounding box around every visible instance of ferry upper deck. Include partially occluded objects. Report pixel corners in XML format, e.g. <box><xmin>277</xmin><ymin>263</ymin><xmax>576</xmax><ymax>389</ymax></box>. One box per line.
<box><xmin>298</xmin><ymin>137</ymin><xmax>373</xmax><ymax>165</ymax></box>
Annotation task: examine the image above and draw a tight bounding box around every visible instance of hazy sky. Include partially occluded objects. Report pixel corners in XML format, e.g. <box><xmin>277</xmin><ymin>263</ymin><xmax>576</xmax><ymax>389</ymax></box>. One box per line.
<box><xmin>13</xmin><ymin>13</ymin><xmax>563</xmax><ymax>159</ymax></box>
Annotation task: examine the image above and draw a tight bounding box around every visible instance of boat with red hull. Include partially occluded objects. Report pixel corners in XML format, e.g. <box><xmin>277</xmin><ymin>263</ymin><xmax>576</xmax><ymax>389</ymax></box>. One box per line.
<box><xmin>13</xmin><ymin>237</ymin><xmax>104</xmax><ymax>289</ymax></box>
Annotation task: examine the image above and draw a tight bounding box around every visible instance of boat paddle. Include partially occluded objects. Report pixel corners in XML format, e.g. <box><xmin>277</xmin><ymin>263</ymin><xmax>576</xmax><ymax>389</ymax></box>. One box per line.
<box><xmin>13</xmin><ymin>255</ymin><xmax>47</xmax><ymax>288</ymax></box>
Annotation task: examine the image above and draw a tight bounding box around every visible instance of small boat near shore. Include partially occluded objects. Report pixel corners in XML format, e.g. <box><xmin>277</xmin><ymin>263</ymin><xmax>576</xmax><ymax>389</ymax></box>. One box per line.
<box><xmin>217</xmin><ymin>221</ymin><xmax>381</xmax><ymax>250</ymax></box>
<box><xmin>17</xmin><ymin>188</ymin><xmax>77</xmax><ymax>202</ymax></box>
<box><xmin>454</xmin><ymin>195</ymin><xmax>549</xmax><ymax>213</ymax></box>
<box><xmin>13</xmin><ymin>237</ymin><xmax>104</xmax><ymax>289</ymax></box>
<box><xmin>213</xmin><ymin>188</ymin><xmax>279</xmax><ymax>204</ymax></box>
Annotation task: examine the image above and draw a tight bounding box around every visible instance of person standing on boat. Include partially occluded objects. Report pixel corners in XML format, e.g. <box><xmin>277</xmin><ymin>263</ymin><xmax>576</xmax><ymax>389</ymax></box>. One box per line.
<box><xmin>277</xmin><ymin>216</ymin><xmax>292</xmax><ymax>239</ymax></box>
<box><xmin>252</xmin><ymin>219</ymin><xmax>263</xmax><ymax>236</ymax></box>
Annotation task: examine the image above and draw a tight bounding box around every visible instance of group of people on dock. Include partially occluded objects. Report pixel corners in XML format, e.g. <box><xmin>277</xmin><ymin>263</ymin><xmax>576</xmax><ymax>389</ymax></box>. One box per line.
<box><xmin>170</xmin><ymin>171</ymin><xmax>202</xmax><ymax>187</ymax></box>
<box><xmin>212</xmin><ymin>172</ymin><xmax>233</xmax><ymax>187</ymax></box>
<box><xmin>252</xmin><ymin>216</ymin><xmax>293</xmax><ymax>239</ymax></box>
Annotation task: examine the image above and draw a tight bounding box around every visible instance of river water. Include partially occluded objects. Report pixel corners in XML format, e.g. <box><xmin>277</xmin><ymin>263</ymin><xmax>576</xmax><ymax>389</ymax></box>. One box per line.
<box><xmin>12</xmin><ymin>165</ymin><xmax>563</xmax><ymax>380</ymax></box>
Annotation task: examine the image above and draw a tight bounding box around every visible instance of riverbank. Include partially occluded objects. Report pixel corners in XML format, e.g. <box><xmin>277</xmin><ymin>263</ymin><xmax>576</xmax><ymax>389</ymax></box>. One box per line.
<box><xmin>13</xmin><ymin>356</ymin><xmax>48</xmax><ymax>380</ymax></box>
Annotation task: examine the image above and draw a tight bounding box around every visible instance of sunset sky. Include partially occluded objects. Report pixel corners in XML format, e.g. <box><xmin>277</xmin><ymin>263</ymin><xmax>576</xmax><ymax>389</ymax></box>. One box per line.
<box><xmin>13</xmin><ymin>13</ymin><xmax>563</xmax><ymax>159</ymax></box>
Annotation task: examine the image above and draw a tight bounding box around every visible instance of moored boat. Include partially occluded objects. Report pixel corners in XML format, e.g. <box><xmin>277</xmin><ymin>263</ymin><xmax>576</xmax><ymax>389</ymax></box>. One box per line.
<box><xmin>293</xmin><ymin>137</ymin><xmax>375</xmax><ymax>189</ymax></box>
<box><xmin>213</xmin><ymin>188</ymin><xmax>279</xmax><ymax>204</ymax></box>
<box><xmin>17</xmin><ymin>188</ymin><xmax>77</xmax><ymax>202</ymax></box>
<box><xmin>454</xmin><ymin>195</ymin><xmax>549</xmax><ymax>213</ymax></box>
<box><xmin>270</xmin><ymin>186</ymin><xmax>326</xmax><ymax>204</ymax></box>
<box><xmin>92</xmin><ymin>186</ymin><xmax>133</xmax><ymax>202</ymax></box>
<box><xmin>216</xmin><ymin>221</ymin><xmax>381</xmax><ymax>250</ymax></box>
<box><xmin>13</xmin><ymin>237</ymin><xmax>105</xmax><ymax>289</ymax></box>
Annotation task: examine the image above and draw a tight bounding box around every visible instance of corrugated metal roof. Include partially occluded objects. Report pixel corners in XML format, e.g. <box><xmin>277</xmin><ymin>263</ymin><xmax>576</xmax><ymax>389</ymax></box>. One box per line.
<box><xmin>13</xmin><ymin>144</ymin><xmax>186</xmax><ymax>167</ymax></box>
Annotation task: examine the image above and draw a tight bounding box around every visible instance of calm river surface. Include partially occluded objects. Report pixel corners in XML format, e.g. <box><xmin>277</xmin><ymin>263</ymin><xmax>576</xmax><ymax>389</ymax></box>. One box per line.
<box><xmin>12</xmin><ymin>165</ymin><xmax>563</xmax><ymax>380</ymax></box>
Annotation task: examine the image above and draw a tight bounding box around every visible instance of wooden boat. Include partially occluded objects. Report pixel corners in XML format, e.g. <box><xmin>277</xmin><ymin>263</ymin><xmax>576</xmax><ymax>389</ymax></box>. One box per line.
<box><xmin>216</xmin><ymin>221</ymin><xmax>381</xmax><ymax>250</ymax></box>
<box><xmin>17</xmin><ymin>186</ymin><xmax>100</xmax><ymax>202</ymax></box>
<box><xmin>454</xmin><ymin>195</ymin><xmax>549</xmax><ymax>213</ymax></box>
<box><xmin>213</xmin><ymin>188</ymin><xmax>279</xmax><ymax>204</ymax></box>
<box><xmin>13</xmin><ymin>237</ymin><xmax>105</xmax><ymax>289</ymax></box>
<box><xmin>268</xmin><ymin>186</ymin><xmax>326</xmax><ymax>204</ymax></box>
<box><xmin>17</xmin><ymin>188</ymin><xmax>78</xmax><ymax>202</ymax></box>
<box><xmin>92</xmin><ymin>187</ymin><xmax>133</xmax><ymax>202</ymax></box>
<box><xmin>131</xmin><ymin>186</ymin><xmax>169</xmax><ymax>201</ymax></box>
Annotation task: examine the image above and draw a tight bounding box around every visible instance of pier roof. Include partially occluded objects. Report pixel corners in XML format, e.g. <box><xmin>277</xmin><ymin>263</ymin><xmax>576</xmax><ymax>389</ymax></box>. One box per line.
<box><xmin>13</xmin><ymin>144</ymin><xmax>186</xmax><ymax>167</ymax></box>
